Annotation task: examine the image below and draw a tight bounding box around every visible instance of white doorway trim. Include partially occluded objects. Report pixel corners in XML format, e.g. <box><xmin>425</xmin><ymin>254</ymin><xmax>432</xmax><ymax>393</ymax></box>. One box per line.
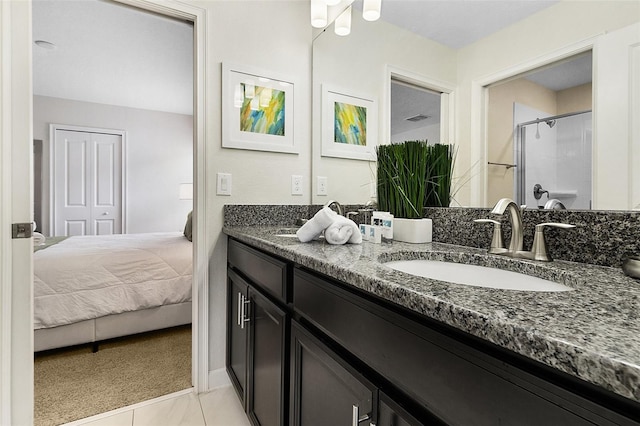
<box><xmin>1</xmin><ymin>0</ymin><xmax>34</xmax><ymax>423</ymax></box>
<box><xmin>469</xmin><ymin>36</ymin><xmax>596</xmax><ymax>208</ymax></box>
<box><xmin>384</xmin><ymin>64</ymin><xmax>456</xmax><ymax>147</ymax></box>
<box><xmin>49</xmin><ymin>124</ymin><xmax>128</xmax><ymax>236</ymax></box>
<box><xmin>111</xmin><ymin>0</ymin><xmax>210</xmax><ymax>394</ymax></box>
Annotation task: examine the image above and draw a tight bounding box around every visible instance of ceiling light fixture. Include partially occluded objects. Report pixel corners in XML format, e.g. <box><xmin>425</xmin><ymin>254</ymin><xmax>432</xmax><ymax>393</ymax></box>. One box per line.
<box><xmin>362</xmin><ymin>0</ymin><xmax>381</xmax><ymax>21</ymax></box>
<box><xmin>310</xmin><ymin>1</ymin><xmax>382</xmax><ymax>35</ymax></box>
<box><xmin>334</xmin><ymin>5</ymin><xmax>352</xmax><ymax>36</ymax></box>
<box><xmin>311</xmin><ymin>0</ymin><xmax>328</xmax><ymax>28</ymax></box>
<box><xmin>34</xmin><ymin>40</ymin><xmax>57</xmax><ymax>50</ymax></box>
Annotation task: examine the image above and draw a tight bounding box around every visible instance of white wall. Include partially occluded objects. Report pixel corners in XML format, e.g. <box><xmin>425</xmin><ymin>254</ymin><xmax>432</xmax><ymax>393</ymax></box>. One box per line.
<box><xmin>456</xmin><ymin>1</ymin><xmax>640</xmax><ymax>208</ymax></box>
<box><xmin>193</xmin><ymin>0</ymin><xmax>313</xmax><ymax>386</ymax></box>
<box><xmin>33</xmin><ymin>95</ymin><xmax>193</xmax><ymax>235</ymax></box>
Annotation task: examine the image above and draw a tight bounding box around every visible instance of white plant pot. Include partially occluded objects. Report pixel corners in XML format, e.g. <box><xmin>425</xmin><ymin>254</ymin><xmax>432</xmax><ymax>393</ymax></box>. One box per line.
<box><xmin>393</xmin><ymin>218</ymin><xmax>432</xmax><ymax>244</ymax></box>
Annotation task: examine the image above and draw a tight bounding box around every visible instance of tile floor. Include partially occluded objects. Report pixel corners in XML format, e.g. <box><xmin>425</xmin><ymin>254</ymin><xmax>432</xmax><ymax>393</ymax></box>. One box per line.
<box><xmin>63</xmin><ymin>386</ymin><xmax>251</xmax><ymax>426</ymax></box>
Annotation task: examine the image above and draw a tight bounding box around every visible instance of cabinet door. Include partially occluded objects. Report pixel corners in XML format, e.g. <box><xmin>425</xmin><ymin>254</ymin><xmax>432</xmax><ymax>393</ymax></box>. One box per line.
<box><xmin>227</xmin><ymin>268</ymin><xmax>249</xmax><ymax>407</ymax></box>
<box><xmin>377</xmin><ymin>392</ymin><xmax>423</xmax><ymax>426</ymax></box>
<box><xmin>247</xmin><ymin>288</ymin><xmax>288</xmax><ymax>426</ymax></box>
<box><xmin>290</xmin><ymin>321</ymin><xmax>376</xmax><ymax>426</ymax></box>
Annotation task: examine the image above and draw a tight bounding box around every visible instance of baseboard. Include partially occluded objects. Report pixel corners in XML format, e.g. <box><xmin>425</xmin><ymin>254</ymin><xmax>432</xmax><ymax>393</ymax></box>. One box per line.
<box><xmin>62</xmin><ymin>388</ymin><xmax>194</xmax><ymax>425</ymax></box>
<box><xmin>208</xmin><ymin>367</ymin><xmax>231</xmax><ymax>390</ymax></box>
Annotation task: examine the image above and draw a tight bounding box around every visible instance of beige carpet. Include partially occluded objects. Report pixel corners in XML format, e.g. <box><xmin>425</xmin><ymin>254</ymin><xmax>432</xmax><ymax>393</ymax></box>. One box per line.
<box><xmin>34</xmin><ymin>325</ymin><xmax>192</xmax><ymax>426</ymax></box>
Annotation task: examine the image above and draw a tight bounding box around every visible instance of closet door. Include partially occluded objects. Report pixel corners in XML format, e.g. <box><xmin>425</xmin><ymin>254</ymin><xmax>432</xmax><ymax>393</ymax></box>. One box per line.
<box><xmin>53</xmin><ymin>128</ymin><xmax>123</xmax><ymax>236</ymax></box>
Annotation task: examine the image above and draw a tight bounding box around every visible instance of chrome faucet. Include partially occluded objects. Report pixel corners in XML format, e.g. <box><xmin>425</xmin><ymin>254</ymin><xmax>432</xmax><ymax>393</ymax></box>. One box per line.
<box><xmin>490</xmin><ymin>198</ymin><xmax>524</xmax><ymax>253</ymax></box>
<box><xmin>477</xmin><ymin>197</ymin><xmax>576</xmax><ymax>261</ymax></box>
<box><xmin>324</xmin><ymin>200</ymin><xmax>343</xmax><ymax>216</ymax></box>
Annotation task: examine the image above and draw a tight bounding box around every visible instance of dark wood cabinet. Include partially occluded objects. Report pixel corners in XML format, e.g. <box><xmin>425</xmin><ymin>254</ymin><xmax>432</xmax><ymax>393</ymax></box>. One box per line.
<box><xmin>377</xmin><ymin>392</ymin><xmax>424</xmax><ymax>426</ymax></box>
<box><xmin>247</xmin><ymin>287</ymin><xmax>287</xmax><ymax>426</ymax></box>
<box><xmin>293</xmin><ymin>266</ymin><xmax>639</xmax><ymax>426</ymax></box>
<box><xmin>227</xmin><ymin>239</ymin><xmax>290</xmax><ymax>426</ymax></box>
<box><xmin>290</xmin><ymin>321</ymin><xmax>376</xmax><ymax>426</ymax></box>
<box><xmin>227</xmin><ymin>268</ymin><xmax>249</xmax><ymax>407</ymax></box>
<box><xmin>227</xmin><ymin>238</ymin><xmax>640</xmax><ymax>426</ymax></box>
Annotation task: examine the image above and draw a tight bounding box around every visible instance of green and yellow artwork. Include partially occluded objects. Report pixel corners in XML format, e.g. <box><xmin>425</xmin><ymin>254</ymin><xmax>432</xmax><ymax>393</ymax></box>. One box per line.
<box><xmin>334</xmin><ymin>101</ymin><xmax>367</xmax><ymax>146</ymax></box>
<box><xmin>240</xmin><ymin>84</ymin><xmax>285</xmax><ymax>136</ymax></box>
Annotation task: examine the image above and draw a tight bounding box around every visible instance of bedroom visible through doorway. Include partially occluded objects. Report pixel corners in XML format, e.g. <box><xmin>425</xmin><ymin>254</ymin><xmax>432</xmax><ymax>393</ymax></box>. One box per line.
<box><xmin>32</xmin><ymin>0</ymin><xmax>196</xmax><ymax>423</ymax></box>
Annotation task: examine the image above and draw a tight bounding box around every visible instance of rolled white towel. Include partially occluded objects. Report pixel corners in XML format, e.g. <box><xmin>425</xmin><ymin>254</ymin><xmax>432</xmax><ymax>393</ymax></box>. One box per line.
<box><xmin>296</xmin><ymin>207</ymin><xmax>337</xmax><ymax>242</ymax></box>
<box><xmin>325</xmin><ymin>216</ymin><xmax>362</xmax><ymax>245</ymax></box>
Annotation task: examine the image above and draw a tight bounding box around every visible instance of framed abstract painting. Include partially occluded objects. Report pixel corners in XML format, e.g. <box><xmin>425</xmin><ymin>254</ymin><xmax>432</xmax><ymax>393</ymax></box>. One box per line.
<box><xmin>321</xmin><ymin>85</ymin><xmax>377</xmax><ymax>161</ymax></box>
<box><xmin>222</xmin><ymin>62</ymin><xmax>297</xmax><ymax>154</ymax></box>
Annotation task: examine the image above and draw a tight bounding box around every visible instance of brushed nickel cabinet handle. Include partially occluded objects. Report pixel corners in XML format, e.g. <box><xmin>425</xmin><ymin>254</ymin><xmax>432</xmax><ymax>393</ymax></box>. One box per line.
<box><xmin>352</xmin><ymin>405</ymin><xmax>371</xmax><ymax>425</ymax></box>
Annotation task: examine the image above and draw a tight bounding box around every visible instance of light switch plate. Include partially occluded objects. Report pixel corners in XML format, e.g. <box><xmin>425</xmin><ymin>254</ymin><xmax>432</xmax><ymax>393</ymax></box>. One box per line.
<box><xmin>291</xmin><ymin>175</ymin><xmax>303</xmax><ymax>195</ymax></box>
<box><xmin>317</xmin><ymin>176</ymin><xmax>328</xmax><ymax>196</ymax></box>
<box><xmin>217</xmin><ymin>173</ymin><xmax>232</xmax><ymax>196</ymax></box>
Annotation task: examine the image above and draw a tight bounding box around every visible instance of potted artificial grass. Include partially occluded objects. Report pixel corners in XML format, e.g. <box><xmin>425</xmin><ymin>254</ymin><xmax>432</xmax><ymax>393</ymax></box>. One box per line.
<box><xmin>376</xmin><ymin>140</ymin><xmax>454</xmax><ymax>243</ymax></box>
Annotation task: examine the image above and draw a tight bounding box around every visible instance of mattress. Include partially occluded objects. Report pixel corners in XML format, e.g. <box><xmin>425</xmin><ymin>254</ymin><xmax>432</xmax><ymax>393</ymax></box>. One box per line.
<box><xmin>33</xmin><ymin>232</ymin><xmax>192</xmax><ymax>330</ymax></box>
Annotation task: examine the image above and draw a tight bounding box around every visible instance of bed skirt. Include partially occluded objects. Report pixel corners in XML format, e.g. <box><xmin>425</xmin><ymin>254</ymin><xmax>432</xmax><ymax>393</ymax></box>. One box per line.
<box><xmin>34</xmin><ymin>302</ymin><xmax>192</xmax><ymax>352</ymax></box>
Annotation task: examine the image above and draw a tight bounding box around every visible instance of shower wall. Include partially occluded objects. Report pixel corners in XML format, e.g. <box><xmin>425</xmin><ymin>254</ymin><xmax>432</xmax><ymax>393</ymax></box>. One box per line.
<box><xmin>514</xmin><ymin>103</ymin><xmax>592</xmax><ymax>209</ymax></box>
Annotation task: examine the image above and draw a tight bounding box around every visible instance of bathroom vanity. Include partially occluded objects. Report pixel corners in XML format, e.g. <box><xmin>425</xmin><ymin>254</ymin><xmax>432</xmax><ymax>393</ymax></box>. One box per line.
<box><xmin>224</xmin><ymin>225</ymin><xmax>640</xmax><ymax>425</ymax></box>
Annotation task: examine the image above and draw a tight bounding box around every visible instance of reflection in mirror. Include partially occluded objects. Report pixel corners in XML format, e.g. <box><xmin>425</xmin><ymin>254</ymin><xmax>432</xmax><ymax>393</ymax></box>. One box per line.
<box><xmin>312</xmin><ymin>7</ymin><xmax>456</xmax><ymax>204</ymax></box>
<box><xmin>486</xmin><ymin>51</ymin><xmax>593</xmax><ymax>210</ymax></box>
<box><xmin>391</xmin><ymin>80</ymin><xmax>441</xmax><ymax>144</ymax></box>
<box><xmin>313</xmin><ymin>2</ymin><xmax>639</xmax><ymax>211</ymax></box>
<box><xmin>515</xmin><ymin>110</ymin><xmax>592</xmax><ymax>210</ymax></box>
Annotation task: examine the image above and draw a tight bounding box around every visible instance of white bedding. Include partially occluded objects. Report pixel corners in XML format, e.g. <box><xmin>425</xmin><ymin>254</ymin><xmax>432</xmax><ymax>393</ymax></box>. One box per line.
<box><xmin>34</xmin><ymin>232</ymin><xmax>192</xmax><ymax>330</ymax></box>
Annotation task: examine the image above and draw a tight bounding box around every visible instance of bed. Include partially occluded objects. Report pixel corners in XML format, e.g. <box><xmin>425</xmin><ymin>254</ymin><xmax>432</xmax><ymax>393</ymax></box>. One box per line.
<box><xmin>33</xmin><ymin>232</ymin><xmax>192</xmax><ymax>352</ymax></box>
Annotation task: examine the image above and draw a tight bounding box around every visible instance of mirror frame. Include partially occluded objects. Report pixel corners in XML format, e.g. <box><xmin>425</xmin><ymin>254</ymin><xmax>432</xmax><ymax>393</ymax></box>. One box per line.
<box><xmin>384</xmin><ymin>64</ymin><xmax>456</xmax><ymax>151</ymax></box>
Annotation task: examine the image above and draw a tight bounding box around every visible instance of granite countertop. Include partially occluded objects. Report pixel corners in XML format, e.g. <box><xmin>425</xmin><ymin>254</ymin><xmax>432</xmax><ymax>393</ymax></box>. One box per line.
<box><xmin>223</xmin><ymin>225</ymin><xmax>640</xmax><ymax>404</ymax></box>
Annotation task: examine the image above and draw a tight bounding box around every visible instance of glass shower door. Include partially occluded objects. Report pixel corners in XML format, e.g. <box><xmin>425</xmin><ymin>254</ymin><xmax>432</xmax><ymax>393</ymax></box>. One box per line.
<box><xmin>516</xmin><ymin>111</ymin><xmax>592</xmax><ymax>209</ymax></box>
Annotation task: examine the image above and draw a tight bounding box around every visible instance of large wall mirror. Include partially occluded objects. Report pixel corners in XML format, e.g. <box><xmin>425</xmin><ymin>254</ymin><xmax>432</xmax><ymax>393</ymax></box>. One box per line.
<box><xmin>311</xmin><ymin>1</ymin><xmax>457</xmax><ymax>205</ymax></box>
<box><xmin>312</xmin><ymin>0</ymin><xmax>639</xmax><ymax>211</ymax></box>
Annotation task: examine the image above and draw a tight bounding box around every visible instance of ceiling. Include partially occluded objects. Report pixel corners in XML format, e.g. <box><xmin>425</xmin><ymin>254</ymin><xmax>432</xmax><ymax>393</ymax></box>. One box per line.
<box><xmin>33</xmin><ymin>0</ymin><xmax>589</xmax><ymax>118</ymax></box>
<box><xmin>32</xmin><ymin>0</ymin><xmax>193</xmax><ymax>115</ymax></box>
<box><xmin>374</xmin><ymin>0</ymin><xmax>558</xmax><ymax>50</ymax></box>
<box><xmin>391</xmin><ymin>83</ymin><xmax>442</xmax><ymax>135</ymax></box>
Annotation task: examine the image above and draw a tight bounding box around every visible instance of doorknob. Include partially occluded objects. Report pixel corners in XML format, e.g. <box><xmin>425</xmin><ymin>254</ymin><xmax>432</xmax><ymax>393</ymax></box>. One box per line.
<box><xmin>102</xmin><ymin>212</ymin><xmax>109</xmax><ymax>215</ymax></box>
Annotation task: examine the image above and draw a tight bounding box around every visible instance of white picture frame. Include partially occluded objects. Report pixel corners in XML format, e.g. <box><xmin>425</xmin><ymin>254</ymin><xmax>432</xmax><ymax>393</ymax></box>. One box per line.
<box><xmin>222</xmin><ymin>62</ymin><xmax>297</xmax><ymax>154</ymax></box>
<box><xmin>321</xmin><ymin>84</ymin><xmax>377</xmax><ymax>161</ymax></box>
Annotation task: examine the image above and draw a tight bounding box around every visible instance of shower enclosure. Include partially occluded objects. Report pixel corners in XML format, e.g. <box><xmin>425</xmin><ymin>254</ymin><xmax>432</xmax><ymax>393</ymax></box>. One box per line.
<box><xmin>515</xmin><ymin>107</ymin><xmax>592</xmax><ymax>209</ymax></box>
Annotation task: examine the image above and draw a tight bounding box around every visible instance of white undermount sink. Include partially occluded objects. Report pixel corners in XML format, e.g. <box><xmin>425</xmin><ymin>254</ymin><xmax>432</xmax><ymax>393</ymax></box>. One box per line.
<box><xmin>384</xmin><ymin>260</ymin><xmax>573</xmax><ymax>292</ymax></box>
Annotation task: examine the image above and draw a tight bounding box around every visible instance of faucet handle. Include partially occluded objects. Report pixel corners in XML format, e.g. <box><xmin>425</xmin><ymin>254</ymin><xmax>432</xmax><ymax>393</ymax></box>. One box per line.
<box><xmin>530</xmin><ymin>222</ymin><xmax>576</xmax><ymax>261</ymax></box>
<box><xmin>474</xmin><ymin>219</ymin><xmax>505</xmax><ymax>254</ymax></box>
<box><xmin>535</xmin><ymin>222</ymin><xmax>576</xmax><ymax>230</ymax></box>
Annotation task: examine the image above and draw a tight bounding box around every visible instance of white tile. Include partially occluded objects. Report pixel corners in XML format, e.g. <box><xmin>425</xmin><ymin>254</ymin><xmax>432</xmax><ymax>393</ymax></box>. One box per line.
<box><xmin>133</xmin><ymin>392</ymin><xmax>205</xmax><ymax>426</ymax></box>
<box><xmin>198</xmin><ymin>386</ymin><xmax>250</xmax><ymax>426</ymax></box>
<box><xmin>68</xmin><ymin>411</ymin><xmax>134</xmax><ymax>426</ymax></box>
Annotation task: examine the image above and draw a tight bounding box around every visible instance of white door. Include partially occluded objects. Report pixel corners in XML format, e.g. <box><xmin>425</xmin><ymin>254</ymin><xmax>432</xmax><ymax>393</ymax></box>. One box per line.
<box><xmin>53</xmin><ymin>128</ymin><xmax>123</xmax><ymax>236</ymax></box>
<box><xmin>1</xmin><ymin>0</ymin><xmax>33</xmax><ymax>423</ymax></box>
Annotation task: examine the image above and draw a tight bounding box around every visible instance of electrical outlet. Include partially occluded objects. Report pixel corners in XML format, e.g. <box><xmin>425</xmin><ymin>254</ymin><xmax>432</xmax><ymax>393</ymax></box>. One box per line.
<box><xmin>317</xmin><ymin>176</ymin><xmax>328</xmax><ymax>196</ymax></box>
<box><xmin>217</xmin><ymin>173</ymin><xmax>232</xmax><ymax>196</ymax></box>
<box><xmin>291</xmin><ymin>175</ymin><xmax>303</xmax><ymax>195</ymax></box>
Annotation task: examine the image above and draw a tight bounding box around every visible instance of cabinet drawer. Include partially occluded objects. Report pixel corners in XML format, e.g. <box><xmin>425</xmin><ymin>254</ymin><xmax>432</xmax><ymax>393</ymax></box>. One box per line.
<box><xmin>293</xmin><ymin>267</ymin><xmax>625</xmax><ymax>426</ymax></box>
<box><xmin>228</xmin><ymin>239</ymin><xmax>289</xmax><ymax>302</ymax></box>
